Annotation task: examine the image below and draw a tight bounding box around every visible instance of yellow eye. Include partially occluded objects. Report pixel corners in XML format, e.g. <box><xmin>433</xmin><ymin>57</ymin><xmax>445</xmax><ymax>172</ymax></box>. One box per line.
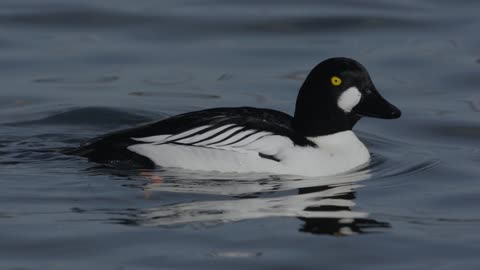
<box><xmin>331</xmin><ymin>76</ymin><xmax>342</xmax><ymax>86</ymax></box>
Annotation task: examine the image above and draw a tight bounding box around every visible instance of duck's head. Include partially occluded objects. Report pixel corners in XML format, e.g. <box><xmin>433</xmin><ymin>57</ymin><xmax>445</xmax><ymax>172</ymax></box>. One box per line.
<box><xmin>293</xmin><ymin>57</ymin><xmax>401</xmax><ymax>136</ymax></box>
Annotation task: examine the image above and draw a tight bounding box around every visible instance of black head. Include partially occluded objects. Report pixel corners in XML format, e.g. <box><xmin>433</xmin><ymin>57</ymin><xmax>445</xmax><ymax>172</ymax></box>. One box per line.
<box><xmin>293</xmin><ymin>57</ymin><xmax>401</xmax><ymax>136</ymax></box>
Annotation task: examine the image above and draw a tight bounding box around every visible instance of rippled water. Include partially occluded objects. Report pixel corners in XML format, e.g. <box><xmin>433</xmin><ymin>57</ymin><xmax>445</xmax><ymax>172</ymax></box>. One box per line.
<box><xmin>1</xmin><ymin>0</ymin><xmax>480</xmax><ymax>269</ymax></box>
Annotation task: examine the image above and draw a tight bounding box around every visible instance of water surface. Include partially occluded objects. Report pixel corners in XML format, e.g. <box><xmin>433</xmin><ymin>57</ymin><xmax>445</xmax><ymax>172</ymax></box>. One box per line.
<box><xmin>1</xmin><ymin>0</ymin><xmax>480</xmax><ymax>269</ymax></box>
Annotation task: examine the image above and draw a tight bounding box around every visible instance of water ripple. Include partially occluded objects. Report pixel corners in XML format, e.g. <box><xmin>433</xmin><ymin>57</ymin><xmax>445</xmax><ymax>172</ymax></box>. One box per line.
<box><xmin>0</xmin><ymin>107</ymin><xmax>441</xmax><ymax>236</ymax></box>
<box><xmin>8</xmin><ymin>107</ymin><xmax>160</xmax><ymax>128</ymax></box>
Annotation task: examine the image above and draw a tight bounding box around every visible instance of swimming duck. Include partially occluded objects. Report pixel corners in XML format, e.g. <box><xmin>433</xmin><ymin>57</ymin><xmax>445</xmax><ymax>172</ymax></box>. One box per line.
<box><xmin>68</xmin><ymin>57</ymin><xmax>401</xmax><ymax>176</ymax></box>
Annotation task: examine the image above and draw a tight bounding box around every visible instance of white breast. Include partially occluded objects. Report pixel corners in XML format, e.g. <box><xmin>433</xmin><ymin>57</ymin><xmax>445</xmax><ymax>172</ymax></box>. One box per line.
<box><xmin>127</xmin><ymin>130</ymin><xmax>370</xmax><ymax>177</ymax></box>
<box><xmin>284</xmin><ymin>130</ymin><xmax>371</xmax><ymax>176</ymax></box>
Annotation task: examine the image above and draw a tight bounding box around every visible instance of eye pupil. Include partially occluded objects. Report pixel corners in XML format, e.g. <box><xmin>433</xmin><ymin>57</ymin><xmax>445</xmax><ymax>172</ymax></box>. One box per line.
<box><xmin>331</xmin><ymin>76</ymin><xmax>342</xmax><ymax>86</ymax></box>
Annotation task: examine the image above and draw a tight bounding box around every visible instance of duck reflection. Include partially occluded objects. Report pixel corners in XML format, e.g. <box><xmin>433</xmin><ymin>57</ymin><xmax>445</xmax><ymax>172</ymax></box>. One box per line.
<box><xmin>297</xmin><ymin>185</ymin><xmax>389</xmax><ymax>236</ymax></box>
<box><xmin>95</xmin><ymin>168</ymin><xmax>390</xmax><ymax>236</ymax></box>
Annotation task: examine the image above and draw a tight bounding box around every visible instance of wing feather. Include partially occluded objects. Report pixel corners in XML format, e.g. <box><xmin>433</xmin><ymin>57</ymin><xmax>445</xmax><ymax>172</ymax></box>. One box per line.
<box><xmin>178</xmin><ymin>124</ymin><xmax>236</xmax><ymax>145</ymax></box>
<box><xmin>213</xmin><ymin>129</ymin><xmax>258</xmax><ymax>147</ymax></box>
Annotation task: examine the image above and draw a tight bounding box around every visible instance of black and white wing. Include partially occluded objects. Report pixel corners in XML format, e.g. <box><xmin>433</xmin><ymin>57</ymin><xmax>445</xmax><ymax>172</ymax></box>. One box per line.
<box><xmin>68</xmin><ymin>107</ymin><xmax>315</xmax><ymax>168</ymax></box>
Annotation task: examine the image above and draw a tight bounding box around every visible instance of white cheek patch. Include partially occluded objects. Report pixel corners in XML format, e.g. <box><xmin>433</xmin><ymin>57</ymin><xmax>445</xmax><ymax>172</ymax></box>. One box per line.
<box><xmin>337</xmin><ymin>87</ymin><xmax>362</xmax><ymax>112</ymax></box>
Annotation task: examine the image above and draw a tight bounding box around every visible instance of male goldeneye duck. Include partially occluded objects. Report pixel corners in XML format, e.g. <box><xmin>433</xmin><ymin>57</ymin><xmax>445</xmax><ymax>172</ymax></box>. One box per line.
<box><xmin>68</xmin><ymin>57</ymin><xmax>401</xmax><ymax>176</ymax></box>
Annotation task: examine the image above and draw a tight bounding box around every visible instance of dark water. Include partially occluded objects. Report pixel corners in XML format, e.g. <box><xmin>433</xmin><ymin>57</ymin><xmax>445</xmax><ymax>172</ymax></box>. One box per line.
<box><xmin>1</xmin><ymin>0</ymin><xmax>480</xmax><ymax>269</ymax></box>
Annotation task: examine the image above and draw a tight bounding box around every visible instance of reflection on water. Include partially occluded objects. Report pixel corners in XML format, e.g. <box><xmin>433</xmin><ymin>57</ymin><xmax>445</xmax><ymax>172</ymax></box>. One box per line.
<box><xmin>113</xmin><ymin>174</ymin><xmax>383</xmax><ymax>236</ymax></box>
<box><xmin>143</xmin><ymin>183</ymin><xmax>362</xmax><ymax>217</ymax></box>
<box><xmin>298</xmin><ymin>185</ymin><xmax>390</xmax><ymax>235</ymax></box>
<box><xmin>88</xmin><ymin>163</ymin><xmax>396</xmax><ymax>236</ymax></box>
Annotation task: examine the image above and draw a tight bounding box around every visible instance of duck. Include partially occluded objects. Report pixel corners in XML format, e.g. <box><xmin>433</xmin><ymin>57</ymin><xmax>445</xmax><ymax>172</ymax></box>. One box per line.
<box><xmin>67</xmin><ymin>57</ymin><xmax>401</xmax><ymax>176</ymax></box>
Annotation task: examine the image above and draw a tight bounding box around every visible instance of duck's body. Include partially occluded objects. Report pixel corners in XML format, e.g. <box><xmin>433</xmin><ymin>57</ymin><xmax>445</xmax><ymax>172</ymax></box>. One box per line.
<box><xmin>71</xmin><ymin>107</ymin><xmax>369</xmax><ymax>176</ymax></box>
<box><xmin>68</xmin><ymin>58</ymin><xmax>400</xmax><ymax>176</ymax></box>
<box><xmin>128</xmin><ymin>130</ymin><xmax>368</xmax><ymax>176</ymax></box>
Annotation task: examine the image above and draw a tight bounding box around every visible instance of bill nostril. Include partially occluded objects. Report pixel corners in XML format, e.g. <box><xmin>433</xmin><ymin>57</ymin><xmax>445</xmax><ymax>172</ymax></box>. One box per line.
<box><xmin>392</xmin><ymin>109</ymin><xmax>402</xmax><ymax>118</ymax></box>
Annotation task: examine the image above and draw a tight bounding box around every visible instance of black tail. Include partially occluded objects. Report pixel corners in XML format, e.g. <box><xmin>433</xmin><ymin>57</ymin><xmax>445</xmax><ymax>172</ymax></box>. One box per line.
<box><xmin>63</xmin><ymin>139</ymin><xmax>155</xmax><ymax>169</ymax></box>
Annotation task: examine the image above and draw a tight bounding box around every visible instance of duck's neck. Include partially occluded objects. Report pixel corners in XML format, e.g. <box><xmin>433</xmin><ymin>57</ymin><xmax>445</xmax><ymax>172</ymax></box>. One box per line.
<box><xmin>308</xmin><ymin>130</ymin><xmax>364</xmax><ymax>148</ymax></box>
<box><xmin>293</xmin><ymin>103</ymin><xmax>360</xmax><ymax>137</ymax></box>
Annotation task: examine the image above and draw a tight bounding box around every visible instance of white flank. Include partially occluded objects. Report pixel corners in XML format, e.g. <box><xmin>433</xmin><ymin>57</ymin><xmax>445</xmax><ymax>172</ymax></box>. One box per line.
<box><xmin>241</xmin><ymin>135</ymin><xmax>293</xmax><ymax>155</ymax></box>
<box><xmin>127</xmin><ymin>143</ymin><xmax>283</xmax><ymax>173</ymax></box>
<box><xmin>128</xmin><ymin>126</ymin><xmax>370</xmax><ymax>176</ymax></box>
<box><xmin>337</xmin><ymin>86</ymin><xmax>362</xmax><ymax>112</ymax></box>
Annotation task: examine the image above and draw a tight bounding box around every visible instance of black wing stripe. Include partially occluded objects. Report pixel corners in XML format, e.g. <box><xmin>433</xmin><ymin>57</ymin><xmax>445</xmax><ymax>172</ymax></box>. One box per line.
<box><xmin>149</xmin><ymin>125</ymin><xmax>211</xmax><ymax>144</ymax></box>
<box><xmin>205</xmin><ymin>127</ymin><xmax>250</xmax><ymax>146</ymax></box>
<box><xmin>215</xmin><ymin>130</ymin><xmax>260</xmax><ymax>147</ymax></box>
<box><xmin>189</xmin><ymin>125</ymin><xmax>241</xmax><ymax>145</ymax></box>
<box><xmin>166</xmin><ymin>125</ymin><xmax>227</xmax><ymax>144</ymax></box>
